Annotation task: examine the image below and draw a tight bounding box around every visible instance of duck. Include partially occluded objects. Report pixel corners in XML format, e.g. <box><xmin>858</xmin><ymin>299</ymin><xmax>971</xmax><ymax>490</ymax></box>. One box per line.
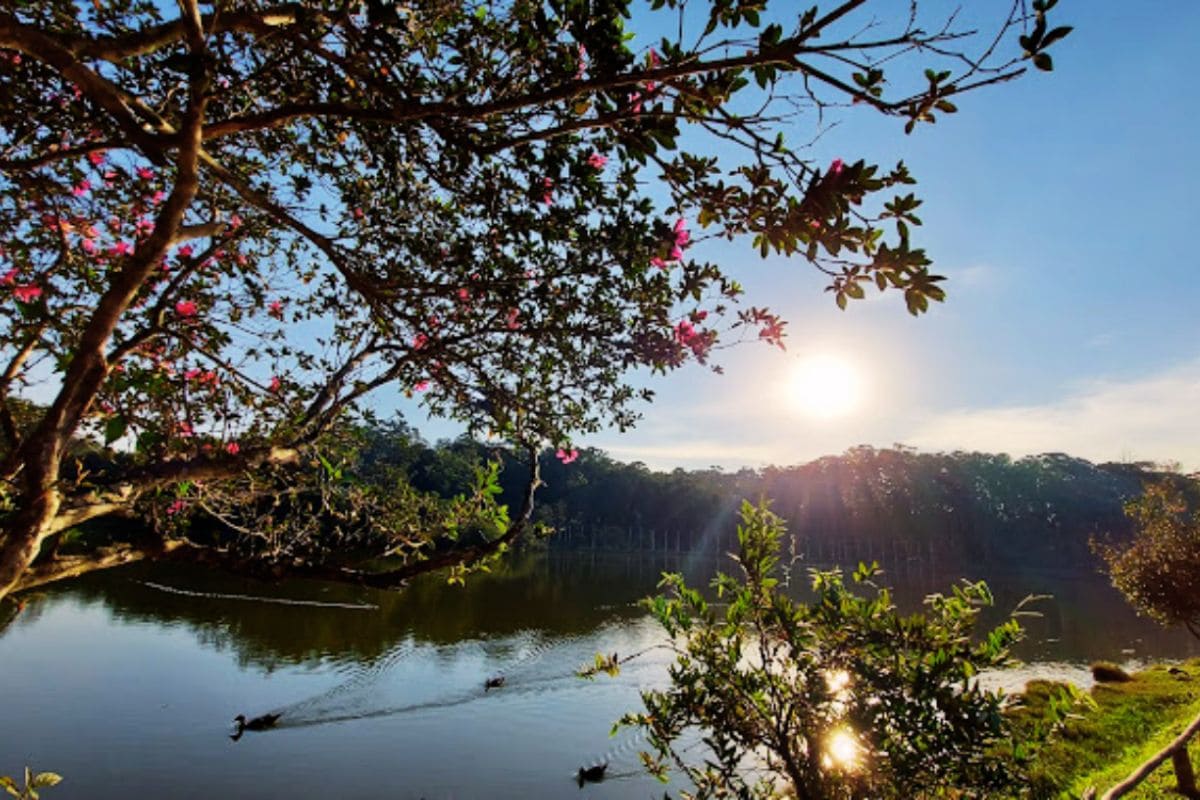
<box><xmin>484</xmin><ymin>675</ymin><xmax>506</xmax><ymax>691</ymax></box>
<box><xmin>230</xmin><ymin>712</ymin><xmax>281</xmax><ymax>741</ymax></box>
<box><xmin>576</xmin><ymin>762</ymin><xmax>607</xmax><ymax>786</ymax></box>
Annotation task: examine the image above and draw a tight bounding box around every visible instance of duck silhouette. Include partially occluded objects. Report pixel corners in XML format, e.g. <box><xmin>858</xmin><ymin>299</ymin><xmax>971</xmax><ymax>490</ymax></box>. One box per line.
<box><xmin>230</xmin><ymin>713</ymin><xmax>281</xmax><ymax>741</ymax></box>
<box><xmin>576</xmin><ymin>762</ymin><xmax>607</xmax><ymax>786</ymax></box>
<box><xmin>484</xmin><ymin>675</ymin><xmax>506</xmax><ymax>691</ymax></box>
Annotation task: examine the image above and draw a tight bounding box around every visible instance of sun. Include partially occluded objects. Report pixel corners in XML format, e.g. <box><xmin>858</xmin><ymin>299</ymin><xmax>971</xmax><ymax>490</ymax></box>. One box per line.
<box><xmin>789</xmin><ymin>354</ymin><xmax>863</xmax><ymax>418</ymax></box>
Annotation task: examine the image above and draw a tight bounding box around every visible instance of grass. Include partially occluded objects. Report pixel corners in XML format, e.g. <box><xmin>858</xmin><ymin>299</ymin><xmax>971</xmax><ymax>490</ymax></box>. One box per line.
<box><xmin>1013</xmin><ymin>660</ymin><xmax>1200</xmax><ymax>798</ymax></box>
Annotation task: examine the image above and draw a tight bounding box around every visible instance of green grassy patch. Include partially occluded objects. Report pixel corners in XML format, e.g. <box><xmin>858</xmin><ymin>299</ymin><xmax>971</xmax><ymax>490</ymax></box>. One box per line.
<box><xmin>1014</xmin><ymin>660</ymin><xmax>1200</xmax><ymax>798</ymax></box>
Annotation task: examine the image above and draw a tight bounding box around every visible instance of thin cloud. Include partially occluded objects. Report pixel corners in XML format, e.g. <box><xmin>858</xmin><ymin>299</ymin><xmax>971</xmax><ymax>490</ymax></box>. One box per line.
<box><xmin>906</xmin><ymin>360</ymin><xmax>1200</xmax><ymax>469</ymax></box>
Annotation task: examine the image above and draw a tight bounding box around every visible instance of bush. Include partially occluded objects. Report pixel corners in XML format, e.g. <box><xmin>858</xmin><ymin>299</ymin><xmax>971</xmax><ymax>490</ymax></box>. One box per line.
<box><xmin>625</xmin><ymin>500</ymin><xmax>1052</xmax><ymax>799</ymax></box>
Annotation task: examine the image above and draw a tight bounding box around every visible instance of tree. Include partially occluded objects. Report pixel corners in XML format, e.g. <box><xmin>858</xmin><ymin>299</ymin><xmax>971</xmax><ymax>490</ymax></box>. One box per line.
<box><xmin>0</xmin><ymin>0</ymin><xmax>1069</xmax><ymax>599</ymax></box>
<box><xmin>624</xmin><ymin>501</ymin><xmax>1072</xmax><ymax>799</ymax></box>
<box><xmin>1098</xmin><ymin>478</ymin><xmax>1200</xmax><ymax>640</ymax></box>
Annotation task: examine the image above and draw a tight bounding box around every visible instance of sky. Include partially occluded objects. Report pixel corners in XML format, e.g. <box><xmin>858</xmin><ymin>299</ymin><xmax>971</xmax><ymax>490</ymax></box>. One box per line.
<box><xmin>407</xmin><ymin>2</ymin><xmax>1200</xmax><ymax>472</ymax></box>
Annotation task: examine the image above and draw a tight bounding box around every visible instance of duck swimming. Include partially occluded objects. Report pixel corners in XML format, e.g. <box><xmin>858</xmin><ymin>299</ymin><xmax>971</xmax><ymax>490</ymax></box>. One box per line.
<box><xmin>484</xmin><ymin>675</ymin><xmax>506</xmax><ymax>691</ymax></box>
<box><xmin>230</xmin><ymin>712</ymin><xmax>281</xmax><ymax>741</ymax></box>
<box><xmin>576</xmin><ymin>762</ymin><xmax>607</xmax><ymax>786</ymax></box>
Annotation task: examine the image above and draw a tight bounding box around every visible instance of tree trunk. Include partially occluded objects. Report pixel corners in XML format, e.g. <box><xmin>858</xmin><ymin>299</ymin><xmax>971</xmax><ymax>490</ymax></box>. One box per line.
<box><xmin>0</xmin><ymin>480</ymin><xmax>61</xmax><ymax>600</ymax></box>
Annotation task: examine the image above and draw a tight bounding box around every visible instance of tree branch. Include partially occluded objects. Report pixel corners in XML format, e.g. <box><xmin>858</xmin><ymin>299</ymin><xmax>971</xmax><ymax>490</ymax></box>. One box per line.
<box><xmin>0</xmin><ymin>13</ymin><xmax>169</xmax><ymax>161</ymax></box>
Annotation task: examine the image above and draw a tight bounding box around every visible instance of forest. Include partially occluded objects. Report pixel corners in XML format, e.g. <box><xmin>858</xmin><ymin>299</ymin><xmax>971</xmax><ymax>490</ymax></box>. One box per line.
<box><xmin>357</xmin><ymin>419</ymin><xmax>1176</xmax><ymax>573</ymax></box>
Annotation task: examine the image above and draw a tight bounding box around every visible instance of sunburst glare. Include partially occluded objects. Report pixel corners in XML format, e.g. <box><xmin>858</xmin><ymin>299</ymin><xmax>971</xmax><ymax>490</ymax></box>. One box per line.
<box><xmin>790</xmin><ymin>354</ymin><xmax>864</xmax><ymax>418</ymax></box>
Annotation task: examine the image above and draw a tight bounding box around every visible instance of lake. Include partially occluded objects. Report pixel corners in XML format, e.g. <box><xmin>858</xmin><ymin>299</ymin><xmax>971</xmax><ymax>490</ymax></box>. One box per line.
<box><xmin>2</xmin><ymin>551</ymin><xmax>1197</xmax><ymax>798</ymax></box>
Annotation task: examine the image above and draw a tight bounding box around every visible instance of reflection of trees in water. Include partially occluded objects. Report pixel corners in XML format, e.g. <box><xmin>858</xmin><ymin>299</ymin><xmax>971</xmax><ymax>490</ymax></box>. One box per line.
<box><xmin>31</xmin><ymin>551</ymin><xmax>1200</xmax><ymax>672</ymax></box>
<box><xmin>46</xmin><ymin>553</ymin><xmax>657</xmax><ymax>669</ymax></box>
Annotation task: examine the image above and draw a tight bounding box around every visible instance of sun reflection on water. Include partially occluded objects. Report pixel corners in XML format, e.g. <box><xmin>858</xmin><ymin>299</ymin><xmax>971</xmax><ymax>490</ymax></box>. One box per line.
<box><xmin>823</xmin><ymin>727</ymin><xmax>861</xmax><ymax>771</ymax></box>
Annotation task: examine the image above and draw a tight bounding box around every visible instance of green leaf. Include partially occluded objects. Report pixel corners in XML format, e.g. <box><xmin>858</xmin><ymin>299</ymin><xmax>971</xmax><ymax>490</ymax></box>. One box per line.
<box><xmin>103</xmin><ymin>415</ymin><xmax>127</xmax><ymax>445</ymax></box>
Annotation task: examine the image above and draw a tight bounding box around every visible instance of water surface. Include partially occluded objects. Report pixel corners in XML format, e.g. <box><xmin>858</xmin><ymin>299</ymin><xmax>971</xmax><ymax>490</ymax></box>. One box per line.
<box><xmin>1</xmin><ymin>552</ymin><xmax>1196</xmax><ymax>798</ymax></box>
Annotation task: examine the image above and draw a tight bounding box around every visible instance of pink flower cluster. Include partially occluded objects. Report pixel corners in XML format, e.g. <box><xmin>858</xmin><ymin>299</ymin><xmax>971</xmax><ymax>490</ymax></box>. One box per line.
<box><xmin>674</xmin><ymin>317</ymin><xmax>711</xmax><ymax>359</ymax></box>
<box><xmin>2</xmin><ymin>265</ymin><xmax>41</xmax><ymax>303</ymax></box>
<box><xmin>556</xmin><ymin>448</ymin><xmax>579</xmax><ymax>465</ymax></box>
<box><xmin>651</xmin><ymin>218</ymin><xmax>691</xmax><ymax>269</ymax></box>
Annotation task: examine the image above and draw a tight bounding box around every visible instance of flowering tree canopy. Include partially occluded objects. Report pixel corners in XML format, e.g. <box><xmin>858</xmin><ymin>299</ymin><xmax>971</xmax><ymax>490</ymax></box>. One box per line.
<box><xmin>0</xmin><ymin>0</ymin><xmax>1068</xmax><ymax>598</ymax></box>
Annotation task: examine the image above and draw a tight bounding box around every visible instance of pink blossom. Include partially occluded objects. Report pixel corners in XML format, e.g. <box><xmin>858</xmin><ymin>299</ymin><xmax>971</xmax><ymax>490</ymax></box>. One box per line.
<box><xmin>414</xmin><ymin>380</ymin><xmax>430</xmax><ymax>392</ymax></box>
<box><xmin>587</xmin><ymin>152</ymin><xmax>608</xmax><ymax>170</ymax></box>
<box><xmin>541</xmin><ymin>177</ymin><xmax>554</xmax><ymax>206</ymax></box>
<box><xmin>177</xmin><ymin>245</ymin><xmax>194</xmax><ymax>259</ymax></box>
<box><xmin>268</xmin><ymin>300</ymin><xmax>284</xmax><ymax>320</ymax></box>
<box><xmin>87</xmin><ymin>150</ymin><xmax>106</xmax><ymax>166</ymax></box>
<box><xmin>457</xmin><ymin>288</ymin><xmax>470</xmax><ymax>302</ymax></box>
<box><xmin>674</xmin><ymin>319</ymin><xmax>696</xmax><ymax>345</ymax></box>
<box><xmin>136</xmin><ymin>166</ymin><xmax>155</xmax><ymax>180</ymax></box>
<box><xmin>353</xmin><ymin>207</ymin><xmax>364</xmax><ymax>220</ymax></box>
<box><xmin>648</xmin><ymin>48</ymin><xmax>660</xmax><ymax>69</ymax></box>
<box><xmin>72</xmin><ymin>180</ymin><xmax>91</xmax><ymax>197</ymax></box>
<box><xmin>225</xmin><ymin>441</ymin><xmax>240</xmax><ymax>456</ymax></box>
<box><xmin>227</xmin><ymin>214</ymin><xmax>243</xmax><ymax>230</ymax></box>
<box><xmin>674</xmin><ymin>318</ymin><xmax>711</xmax><ymax>359</ymax></box>
<box><xmin>150</xmin><ymin>190</ymin><xmax>166</xmax><ymax>205</ymax></box>
<box><xmin>1</xmin><ymin>268</ymin><xmax>17</xmax><ymax>285</ymax></box>
<box><xmin>412</xmin><ymin>333</ymin><xmax>429</xmax><ymax>350</ymax></box>
<box><xmin>628</xmin><ymin>91</ymin><xmax>642</xmax><ymax>114</ymax></box>
<box><xmin>178</xmin><ymin>421</ymin><xmax>195</xmax><ymax>439</ymax></box>
<box><xmin>175</xmin><ymin>300</ymin><xmax>197</xmax><ymax>317</ymax></box>
<box><xmin>109</xmin><ymin>241</ymin><xmax>132</xmax><ymax>257</ymax></box>
<box><xmin>673</xmin><ymin>218</ymin><xmax>690</xmax><ymax>247</ymax></box>
<box><xmin>505</xmin><ymin>308</ymin><xmax>520</xmax><ymax>330</ymax></box>
<box><xmin>199</xmin><ymin>371</ymin><xmax>219</xmax><ymax>386</ymax></box>
<box><xmin>184</xmin><ymin>368</ymin><xmax>202</xmax><ymax>381</ymax></box>
<box><xmin>268</xmin><ymin>376</ymin><xmax>282</xmax><ymax>393</ymax></box>
<box><xmin>166</xmin><ymin>499</ymin><xmax>187</xmax><ymax>516</ymax></box>
<box><xmin>13</xmin><ymin>285</ymin><xmax>41</xmax><ymax>303</ymax></box>
<box><xmin>650</xmin><ymin>256</ymin><xmax>668</xmax><ymax>270</ymax></box>
<box><xmin>829</xmin><ymin>158</ymin><xmax>844</xmax><ymax>176</ymax></box>
<box><xmin>81</xmin><ymin>238</ymin><xmax>96</xmax><ymax>254</ymax></box>
<box><xmin>575</xmin><ymin>44</ymin><xmax>587</xmax><ymax>80</ymax></box>
<box><xmin>556</xmin><ymin>448</ymin><xmax>580</xmax><ymax>465</ymax></box>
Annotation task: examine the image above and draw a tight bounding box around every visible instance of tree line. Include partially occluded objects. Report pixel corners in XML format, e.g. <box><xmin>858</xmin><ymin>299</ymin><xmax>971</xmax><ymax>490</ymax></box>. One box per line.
<box><xmin>355</xmin><ymin>422</ymin><xmax>1171</xmax><ymax>573</ymax></box>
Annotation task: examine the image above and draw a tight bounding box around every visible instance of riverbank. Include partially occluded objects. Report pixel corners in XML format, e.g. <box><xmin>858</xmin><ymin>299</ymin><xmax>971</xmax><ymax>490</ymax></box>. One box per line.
<box><xmin>1019</xmin><ymin>659</ymin><xmax>1200</xmax><ymax>798</ymax></box>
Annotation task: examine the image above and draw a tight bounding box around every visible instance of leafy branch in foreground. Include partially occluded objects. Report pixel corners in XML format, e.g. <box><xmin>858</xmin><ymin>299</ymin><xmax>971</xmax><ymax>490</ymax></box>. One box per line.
<box><xmin>623</xmin><ymin>500</ymin><xmax>1080</xmax><ymax>799</ymax></box>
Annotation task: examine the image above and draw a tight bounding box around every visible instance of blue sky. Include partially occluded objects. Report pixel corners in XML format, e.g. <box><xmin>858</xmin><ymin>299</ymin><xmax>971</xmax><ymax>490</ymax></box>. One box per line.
<box><xmin>407</xmin><ymin>2</ymin><xmax>1200</xmax><ymax>471</ymax></box>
